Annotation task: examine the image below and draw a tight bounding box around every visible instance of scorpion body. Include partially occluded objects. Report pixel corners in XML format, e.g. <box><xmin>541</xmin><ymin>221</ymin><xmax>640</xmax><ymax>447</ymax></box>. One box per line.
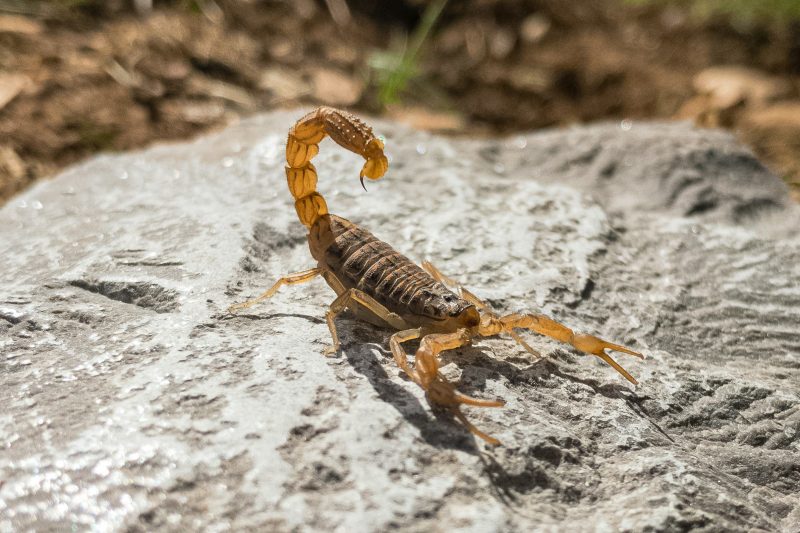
<box><xmin>310</xmin><ymin>215</ymin><xmax>478</xmax><ymax>329</ymax></box>
<box><xmin>230</xmin><ymin>106</ymin><xmax>644</xmax><ymax>445</ymax></box>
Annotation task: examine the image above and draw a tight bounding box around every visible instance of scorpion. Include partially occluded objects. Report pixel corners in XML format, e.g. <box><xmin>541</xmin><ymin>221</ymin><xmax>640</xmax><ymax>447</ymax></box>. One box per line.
<box><xmin>229</xmin><ymin>106</ymin><xmax>644</xmax><ymax>445</ymax></box>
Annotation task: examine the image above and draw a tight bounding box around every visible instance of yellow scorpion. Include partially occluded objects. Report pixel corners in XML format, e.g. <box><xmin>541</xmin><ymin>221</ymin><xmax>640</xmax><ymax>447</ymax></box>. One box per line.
<box><xmin>229</xmin><ymin>106</ymin><xmax>644</xmax><ymax>444</ymax></box>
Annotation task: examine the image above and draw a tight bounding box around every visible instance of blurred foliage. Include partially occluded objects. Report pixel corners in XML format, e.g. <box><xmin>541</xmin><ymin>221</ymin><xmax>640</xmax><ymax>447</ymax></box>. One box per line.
<box><xmin>0</xmin><ymin>0</ymin><xmax>101</xmax><ymax>14</ymax></box>
<box><xmin>0</xmin><ymin>0</ymin><xmax>130</xmax><ymax>17</ymax></box>
<box><xmin>0</xmin><ymin>0</ymin><xmax>190</xmax><ymax>16</ymax></box>
<box><xmin>76</xmin><ymin>122</ymin><xmax>119</xmax><ymax>151</ymax></box>
<box><xmin>627</xmin><ymin>0</ymin><xmax>800</xmax><ymax>26</ymax></box>
<box><xmin>367</xmin><ymin>0</ymin><xmax>448</xmax><ymax>107</ymax></box>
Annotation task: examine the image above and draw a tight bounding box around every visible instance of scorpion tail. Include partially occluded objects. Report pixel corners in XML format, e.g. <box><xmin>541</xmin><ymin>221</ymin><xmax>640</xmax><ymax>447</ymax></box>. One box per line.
<box><xmin>285</xmin><ymin>106</ymin><xmax>389</xmax><ymax>227</ymax></box>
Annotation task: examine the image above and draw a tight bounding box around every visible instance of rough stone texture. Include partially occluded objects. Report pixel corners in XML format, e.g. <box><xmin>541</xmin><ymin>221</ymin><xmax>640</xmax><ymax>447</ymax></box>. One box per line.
<box><xmin>1</xmin><ymin>111</ymin><xmax>799</xmax><ymax>532</ymax></box>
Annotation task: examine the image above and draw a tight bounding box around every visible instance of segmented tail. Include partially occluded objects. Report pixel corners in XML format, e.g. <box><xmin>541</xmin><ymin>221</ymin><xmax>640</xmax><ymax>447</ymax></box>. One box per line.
<box><xmin>285</xmin><ymin>107</ymin><xmax>389</xmax><ymax>227</ymax></box>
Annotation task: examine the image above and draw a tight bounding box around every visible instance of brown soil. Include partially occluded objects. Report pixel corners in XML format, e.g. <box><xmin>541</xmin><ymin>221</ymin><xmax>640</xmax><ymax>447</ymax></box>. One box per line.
<box><xmin>1</xmin><ymin>0</ymin><xmax>799</xmax><ymax>203</ymax></box>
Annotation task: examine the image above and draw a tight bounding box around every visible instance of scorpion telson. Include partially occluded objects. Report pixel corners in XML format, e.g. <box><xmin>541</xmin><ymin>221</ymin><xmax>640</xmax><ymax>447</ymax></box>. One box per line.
<box><xmin>229</xmin><ymin>106</ymin><xmax>644</xmax><ymax>445</ymax></box>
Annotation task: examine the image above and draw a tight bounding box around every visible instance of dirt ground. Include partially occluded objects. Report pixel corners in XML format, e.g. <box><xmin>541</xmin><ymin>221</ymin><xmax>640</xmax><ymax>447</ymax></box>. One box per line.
<box><xmin>1</xmin><ymin>0</ymin><xmax>799</xmax><ymax>203</ymax></box>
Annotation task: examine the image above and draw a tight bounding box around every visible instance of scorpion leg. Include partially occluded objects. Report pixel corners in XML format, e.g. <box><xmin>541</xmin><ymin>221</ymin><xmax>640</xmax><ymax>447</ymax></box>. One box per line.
<box><xmin>483</xmin><ymin>313</ymin><xmax>644</xmax><ymax>384</ymax></box>
<box><xmin>422</xmin><ymin>261</ymin><xmax>540</xmax><ymax>358</ymax></box>
<box><xmin>228</xmin><ymin>268</ymin><xmax>322</xmax><ymax>313</ymax></box>
<box><xmin>388</xmin><ymin>328</ymin><xmax>422</xmax><ymax>380</ymax></box>
<box><xmin>323</xmin><ymin>286</ymin><xmax>407</xmax><ymax>356</ymax></box>
<box><xmin>390</xmin><ymin>328</ymin><xmax>505</xmax><ymax>445</ymax></box>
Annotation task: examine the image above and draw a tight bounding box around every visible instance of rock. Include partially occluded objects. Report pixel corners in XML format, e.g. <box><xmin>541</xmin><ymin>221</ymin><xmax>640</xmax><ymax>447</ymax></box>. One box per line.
<box><xmin>489</xmin><ymin>27</ymin><xmax>516</xmax><ymax>59</ymax></box>
<box><xmin>386</xmin><ymin>105</ymin><xmax>466</xmax><ymax>132</ymax></box>
<box><xmin>1</xmin><ymin>111</ymin><xmax>798</xmax><ymax>531</ymax></box>
<box><xmin>519</xmin><ymin>14</ymin><xmax>551</xmax><ymax>44</ymax></box>
<box><xmin>186</xmin><ymin>75</ymin><xmax>256</xmax><ymax>109</ymax></box>
<box><xmin>505</xmin><ymin>65</ymin><xmax>555</xmax><ymax>94</ymax></box>
<box><xmin>692</xmin><ymin>66</ymin><xmax>792</xmax><ymax>110</ymax></box>
<box><xmin>483</xmin><ymin>121</ymin><xmax>795</xmax><ymax>230</ymax></box>
<box><xmin>0</xmin><ymin>145</ymin><xmax>25</xmax><ymax>182</ymax></box>
<box><xmin>322</xmin><ymin>0</ymin><xmax>352</xmax><ymax>27</ymax></box>
<box><xmin>0</xmin><ymin>14</ymin><xmax>43</xmax><ymax>35</ymax></box>
<box><xmin>742</xmin><ymin>102</ymin><xmax>800</xmax><ymax>130</ymax></box>
<box><xmin>0</xmin><ymin>144</ymin><xmax>28</xmax><ymax>203</ymax></box>
<box><xmin>258</xmin><ymin>67</ymin><xmax>309</xmax><ymax>103</ymax></box>
<box><xmin>739</xmin><ymin>102</ymin><xmax>800</xmax><ymax>203</ymax></box>
<box><xmin>0</xmin><ymin>73</ymin><xmax>29</xmax><ymax>111</ymax></box>
<box><xmin>682</xmin><ymin>66</ymin><xmax>795</xmax><ymax>128</ymax></box>
<box><xmin>158</xmin><ymin>98</ymin><xmax>228</xmax><ymax>125</ymax></box>
<box><xmin>310</xmin><ymin>68</ymin><xmax>364</xmax><ymax>106</ymax></box>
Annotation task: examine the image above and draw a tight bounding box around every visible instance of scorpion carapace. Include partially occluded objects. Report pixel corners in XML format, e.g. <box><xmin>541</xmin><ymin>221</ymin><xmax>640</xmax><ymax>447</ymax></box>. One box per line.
<box><xmin>229</xmin><ymin>106</ymin><xmax>644</xmax><ymax>445</ymax></box>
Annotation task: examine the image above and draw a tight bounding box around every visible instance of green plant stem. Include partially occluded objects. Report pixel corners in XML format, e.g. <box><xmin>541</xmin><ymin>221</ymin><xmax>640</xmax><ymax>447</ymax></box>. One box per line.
<box><xmin>377</xmin><ymin>0</ymin><xmax>448</xmax><ymax>105</ymax></box>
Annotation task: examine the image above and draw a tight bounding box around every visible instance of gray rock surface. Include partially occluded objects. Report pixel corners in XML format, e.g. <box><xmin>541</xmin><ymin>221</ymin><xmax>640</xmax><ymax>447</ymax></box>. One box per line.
<box><xmin>1</xmin><ymin>111</ymin><xmax>799</xmax><ymax>532</ymax></box>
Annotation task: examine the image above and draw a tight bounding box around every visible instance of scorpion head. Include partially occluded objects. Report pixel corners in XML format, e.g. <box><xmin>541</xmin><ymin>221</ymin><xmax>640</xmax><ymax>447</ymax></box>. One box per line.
<box><xmin>423</xmin><ymin>289</ymin><xmax>481</xmax><ymax>328</ymax></box>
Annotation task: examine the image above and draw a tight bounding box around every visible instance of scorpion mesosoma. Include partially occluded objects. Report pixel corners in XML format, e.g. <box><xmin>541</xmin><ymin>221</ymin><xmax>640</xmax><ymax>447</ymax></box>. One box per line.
<box><xmin>229</xmin><ymin>106</ymin><xmax>644</xmax><ymax>445</ymax></box>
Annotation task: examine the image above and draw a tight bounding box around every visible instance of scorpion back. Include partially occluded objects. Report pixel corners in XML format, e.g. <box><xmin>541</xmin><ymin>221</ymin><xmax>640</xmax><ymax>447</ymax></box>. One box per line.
<box><xmin>308</xmin><ymin>214</ymin><xmax>479</xmax><ymax>328</ymax></box>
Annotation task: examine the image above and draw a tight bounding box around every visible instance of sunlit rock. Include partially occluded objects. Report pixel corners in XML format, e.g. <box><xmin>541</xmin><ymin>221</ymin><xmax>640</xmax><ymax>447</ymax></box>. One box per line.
<box><xmin>1</xmin><ymin>111</ymin><xmax>798</xmax><ymax>531</ymax></box>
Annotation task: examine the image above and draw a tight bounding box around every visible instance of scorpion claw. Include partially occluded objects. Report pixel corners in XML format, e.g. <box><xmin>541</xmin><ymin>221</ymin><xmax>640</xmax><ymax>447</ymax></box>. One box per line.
<box><xmin>595</xmin><ymin>352</ymin><xmax>638</xmax><ymax>385</ymax></box>
<box><xmin>570</xmin><ymin>334</ymin><xmax>643</xmax><ymax>385</ymax></box>
<box><xmin>452</xmin><ymin>407</ymin><xmax>502</xmax><ymax>446</ymax></box>
<box><xmin>603</xmin><ymin>341</ymin><xmax>645</xmax><ymax>359</ymax></box>
<box><xmin>572</xmin><ymin>333</ymin><xmax>643</xmax><ymax>359</ymax></box>
<box><xmin>426</xmin><ymin>377</ymin><xmax>505</xmax><ymax>444</ymax></box>
<box><xmin>453</xmin><ymin>391</ymin><xmax>506</xmax><ymax>408</ymax></box>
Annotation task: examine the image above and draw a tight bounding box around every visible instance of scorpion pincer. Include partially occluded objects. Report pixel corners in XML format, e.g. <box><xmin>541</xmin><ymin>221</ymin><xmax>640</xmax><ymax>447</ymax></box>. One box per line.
<box><xmin>229</xmin><ymin>106</ymin><xmax>644</xmax><ymax>445</ymax></box>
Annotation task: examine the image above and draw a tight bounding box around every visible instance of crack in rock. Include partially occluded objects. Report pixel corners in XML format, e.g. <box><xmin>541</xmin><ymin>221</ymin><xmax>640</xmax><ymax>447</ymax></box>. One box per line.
<box><xmin>69</xmin><ymin>278</ymin><xmax>178</xmax><ymax>313</ymax></box>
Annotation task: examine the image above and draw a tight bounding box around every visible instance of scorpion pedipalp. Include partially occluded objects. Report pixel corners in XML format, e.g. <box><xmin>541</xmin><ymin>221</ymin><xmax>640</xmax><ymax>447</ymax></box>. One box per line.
<box><xmin>390</xmin><ymin>327</ymin><xmax>506</xmax><ymax>445</ymax></box>
<box><xmin>481</xmin><ymin>313</ymin><xmax>644</xmax><ymax>384</ymax></box>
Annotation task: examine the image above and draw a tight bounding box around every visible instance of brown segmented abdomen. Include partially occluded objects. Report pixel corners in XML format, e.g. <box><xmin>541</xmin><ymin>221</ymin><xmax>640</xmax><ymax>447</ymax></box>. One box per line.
<box><xmin>308</xmin><ymin>215</ymin><xmax>471</xmax><ymax>322</ymax></box>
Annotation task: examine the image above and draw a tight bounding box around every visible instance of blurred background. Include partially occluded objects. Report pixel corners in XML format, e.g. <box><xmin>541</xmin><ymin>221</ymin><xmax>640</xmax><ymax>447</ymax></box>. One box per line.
<box><xmin>1</xmin><ymin>0</ymin><xmax>798</xmax><ymax>204</ymax></box>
